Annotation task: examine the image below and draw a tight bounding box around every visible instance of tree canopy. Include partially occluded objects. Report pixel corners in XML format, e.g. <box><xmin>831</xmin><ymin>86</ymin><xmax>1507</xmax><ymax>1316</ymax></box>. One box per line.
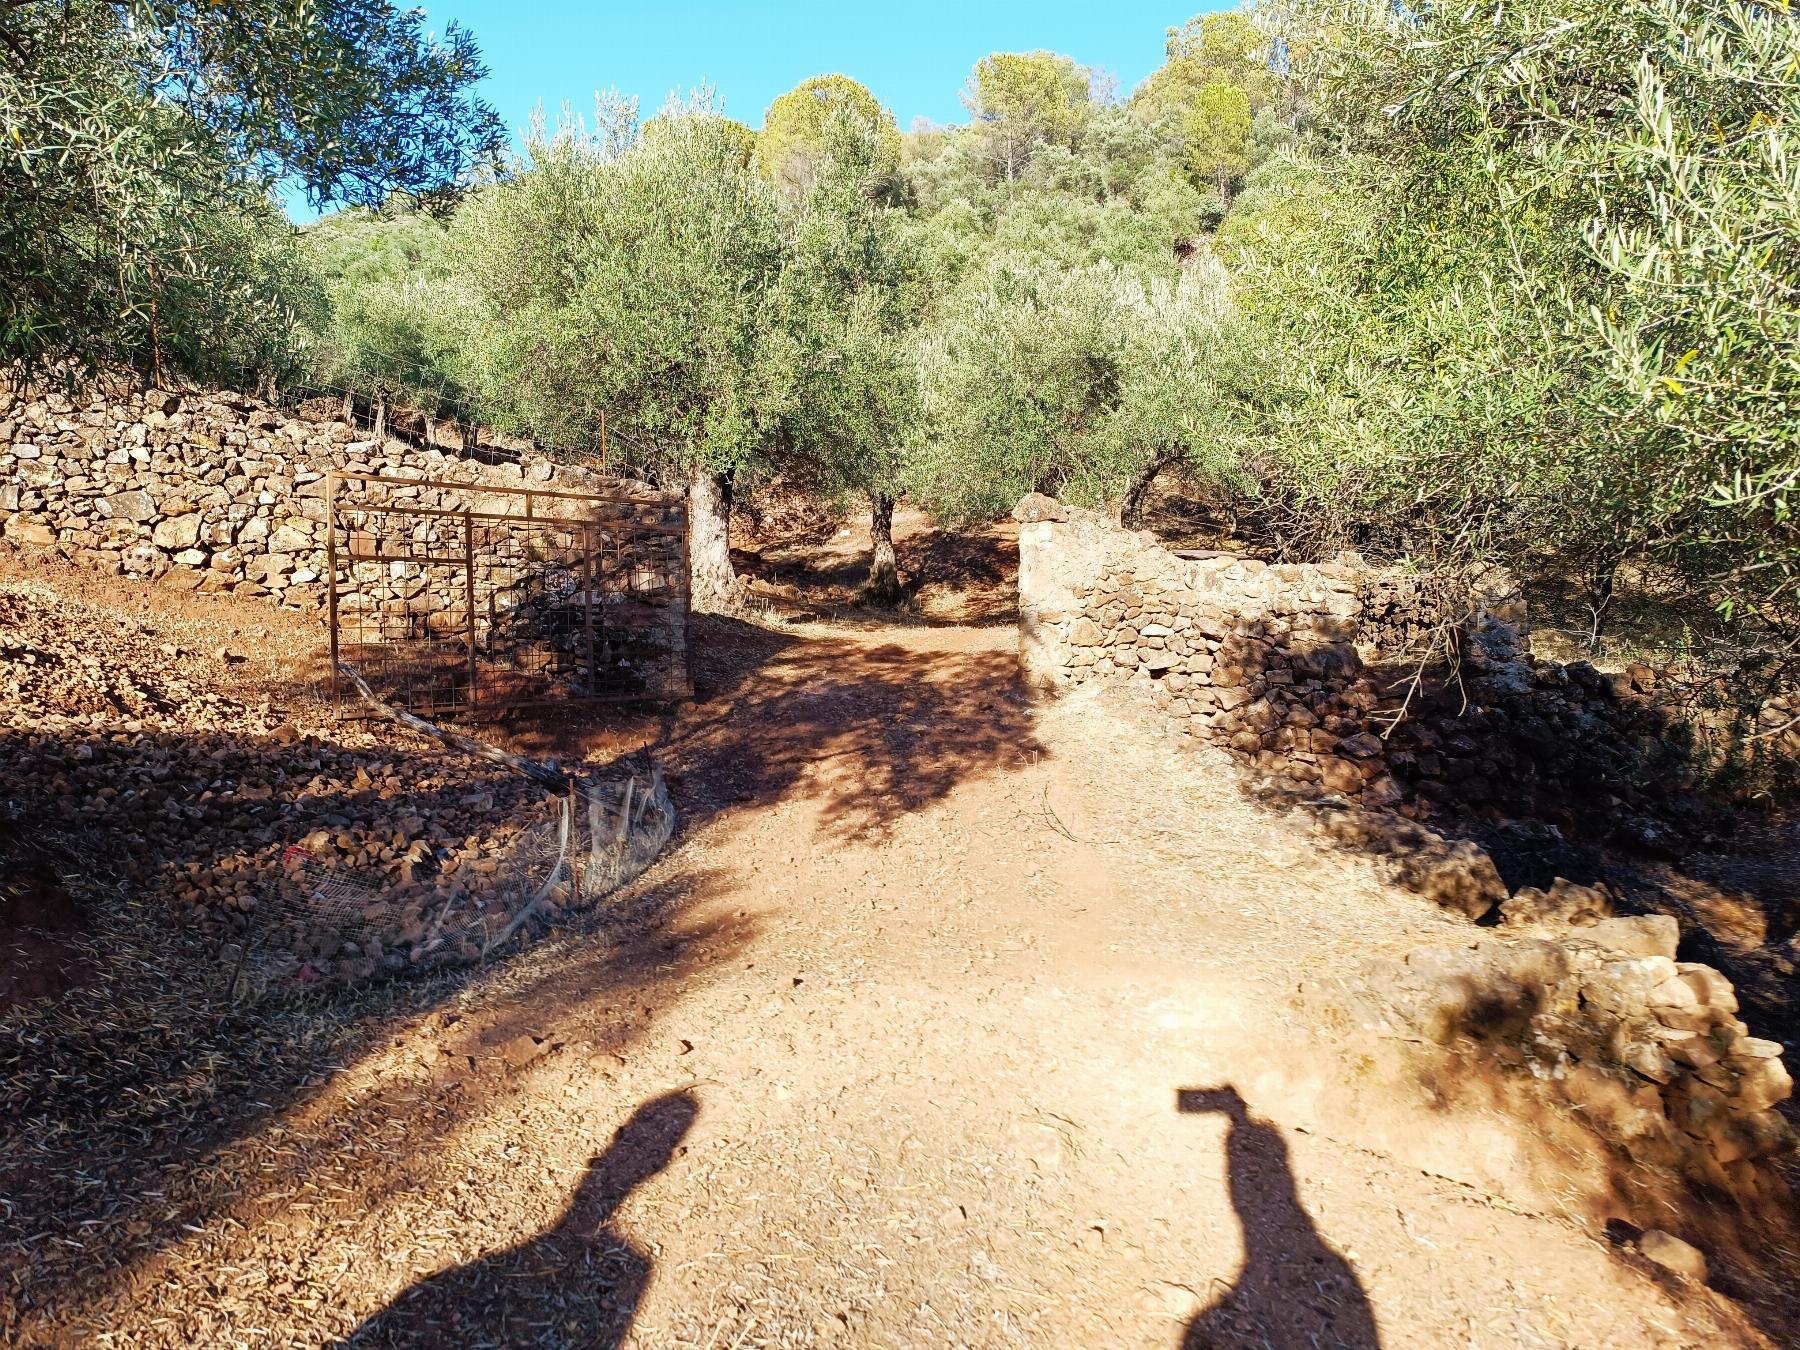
<box><xmin>963</xmin><ymin>51</ymin><xmax>1094</xmax><ymax>185</ymax></box>
<box><xmin>0</xmin><ymin>0</ymin><xmax>502</xmax><ymax>379</ymax></box>
<box><xmin>757</xmin><ymin>75</ymin><xmax>899</xmax><ymax>198</ymax></box>
<box><xmin>21</xmin><ymin>2</ymin><xmax>1798</xmax><ymax>642</ymax></box>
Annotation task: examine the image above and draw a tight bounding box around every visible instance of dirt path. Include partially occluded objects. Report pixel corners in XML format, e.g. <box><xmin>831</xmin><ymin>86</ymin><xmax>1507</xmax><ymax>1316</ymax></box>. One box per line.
<box><xmin>9</xmin><ymin>607</ymin><xmax>1778</xmax><ymax>1347</ymax></box>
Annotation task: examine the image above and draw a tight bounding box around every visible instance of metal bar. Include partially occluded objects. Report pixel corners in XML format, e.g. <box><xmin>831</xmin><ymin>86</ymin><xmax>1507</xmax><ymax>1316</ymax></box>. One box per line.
<box><xmin>679</xmin><ymin>486</ymin><xmax>693</xmax><ymax>695</ymax></box>
<box><xmin>342</xmin><ymin>550</ymin><xmax>477</xmax><ymax>567</ymax></box>
<box><xmin>326</xmin><ymin>472</ymin><xmax>340</xmax><ymax>699</ymax></box>
<box><xmin>463</xmin><ymin>510</ymin><xmax>478</xmax><ymax>712</ymax></box>
<box><xmin>329</xmin><ymin>471</ymin><xmax>655</xmax><ymax>508</ymax></box>
<box><xmin>583</xmin><ymin>525</ymin><xmax>597</xmax><ymax>695</ymax></box>
<box><xmin>335</xmin><ymin>690</ymin><xmax>653</xmax><ymax>720</ymax></box>
<box><xmin>334</xmin><ymin>500</ymin><xmax>684</xmax><ymax>535</ymax></box>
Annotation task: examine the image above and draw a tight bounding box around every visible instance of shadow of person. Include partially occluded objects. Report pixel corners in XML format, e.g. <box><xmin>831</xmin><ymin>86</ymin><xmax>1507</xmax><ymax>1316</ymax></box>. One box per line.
<box><xmin>333</xmin><ymin>1090</ymin><xmax>698</xmax><ymax>1349</ymax></box>
<box><xmin>1177</xmin><ymin>1086</ymin><xmax>1380</xmax><ymax>1349</ymax></box>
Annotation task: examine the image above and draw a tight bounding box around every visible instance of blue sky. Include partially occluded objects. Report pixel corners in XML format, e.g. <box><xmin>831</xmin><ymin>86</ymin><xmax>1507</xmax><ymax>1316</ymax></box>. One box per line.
<box><xmin>289</xmin><ymin>1</ymin><xmax>1220</xmax><ymax>218</ymax></box>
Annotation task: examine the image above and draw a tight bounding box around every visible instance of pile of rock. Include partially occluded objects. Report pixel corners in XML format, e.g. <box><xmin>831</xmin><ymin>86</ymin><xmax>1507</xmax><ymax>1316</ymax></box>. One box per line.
<box><xmin>1335</xmin><ymin>911</ymin><xmax>1793</xmax><ymax>1200</ymax></box>
<box><xmin>0</xmin><ymin>579</ymin><xmax>590</xmax><ymax>982</ymax></box>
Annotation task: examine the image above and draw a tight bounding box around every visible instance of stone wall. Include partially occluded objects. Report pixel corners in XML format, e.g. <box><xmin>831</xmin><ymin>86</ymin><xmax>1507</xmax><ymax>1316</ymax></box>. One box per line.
<box><xmin>1015</xmin><ymin>494</ymin><xmax>1519</xmax><ymax>816</ymax></box>
<box><xmin>1015</xmin><ymin>496</ymin><xmax>1793</xmax><ymax>843</ymax></box>
<box><xmin>1015</xmin><ymin>495</ymin><xmax>1794</xmax><ymax>1198</ymax></box>
<box><xmin>0</xmin><ymin>380</ymin><xmax>690</xmax><ymax>701</ymax></box>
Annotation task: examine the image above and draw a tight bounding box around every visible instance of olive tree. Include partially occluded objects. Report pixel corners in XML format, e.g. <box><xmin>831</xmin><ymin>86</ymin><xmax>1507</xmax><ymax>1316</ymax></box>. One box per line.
<box><xmin>911</xmin><ymin>258</ymin><xmax>1251</xmax><ymax>524</ymax></box>
<box><xmin>1252</xmin><ymin>0</ymin><xmax>1800</xmax><ymax>637</ymax></box>
<box><xmin>775</xmin><ymin>112</ymin><xmax>924</xmax><ymax>603</ymax></box>
<box><xmin>454</xmin><ymin>96</ymin><xmax>787</xmax><ymax>610</ymax></box>
<box><xmin>0</xmin><ymin>0</ymin><xmax>501</xmax><ymax>380</ymax></box>
<box><xmin>304</xmin><ymin>206</ymin><xmax>483</xmax><ymax>441</ymax></box>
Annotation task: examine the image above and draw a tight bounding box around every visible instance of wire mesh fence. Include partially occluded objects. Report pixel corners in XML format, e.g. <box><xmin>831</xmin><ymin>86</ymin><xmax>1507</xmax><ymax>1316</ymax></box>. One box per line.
<box><xmin>327</xmin><ymin>472</ymin><xmax>690</xmax><ymax>716</ymax></box>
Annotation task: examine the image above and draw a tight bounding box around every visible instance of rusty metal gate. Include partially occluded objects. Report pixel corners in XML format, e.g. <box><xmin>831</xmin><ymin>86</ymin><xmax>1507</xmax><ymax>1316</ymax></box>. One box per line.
<box><xmin>325</xmin><ymin>472</ymin><xmax>689</xmax><ymax>715</ymax></box>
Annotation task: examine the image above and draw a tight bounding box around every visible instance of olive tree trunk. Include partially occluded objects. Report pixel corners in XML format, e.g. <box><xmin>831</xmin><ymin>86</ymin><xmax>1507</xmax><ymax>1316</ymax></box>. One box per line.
<box><xmin>1120</xmin><ymin>450</ymin><xmax>1179</xmax><ymax>529</ymax></box>
<box><xmin>687</xmin><ymin>466</ymin><xmax>741</xmax><ymax>613</ymax></box>
<box><xmin>864</xmin><ymin>493</ymin><xmax>902</xmax><ymax>606</ymax></box>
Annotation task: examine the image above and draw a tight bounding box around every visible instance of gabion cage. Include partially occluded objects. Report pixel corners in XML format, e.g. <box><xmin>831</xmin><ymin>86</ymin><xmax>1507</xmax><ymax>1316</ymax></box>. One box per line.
<box><xmin>326</xmin><ymin>472</ymin><xmax>690</xmax><ymax>716</ymax></box>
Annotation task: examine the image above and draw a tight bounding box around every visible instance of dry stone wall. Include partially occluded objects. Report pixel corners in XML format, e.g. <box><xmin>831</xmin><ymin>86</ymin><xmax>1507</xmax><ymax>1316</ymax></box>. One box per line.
<box><xmin>1015</xmin><ymin>494</ymin><xmax>1512</xmax><ymax>817</ymax></box>
<box><xmin>1016</xmin><ymin>495</ymin><xmax>1792</xmax><ymax>848</ymax></box>
<box><xmin>1015</xmin><ymin>495</ymin><xmax>1795</xmax><ymax>1200</ymax></box>
<box><xmin>0</xmin><ymin>380</ymin><xmax>689</xmax><ymax>700</ymax></box>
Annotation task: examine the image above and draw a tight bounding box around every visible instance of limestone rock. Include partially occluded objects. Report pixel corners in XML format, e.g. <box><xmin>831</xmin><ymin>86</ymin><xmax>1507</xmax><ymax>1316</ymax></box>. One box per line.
<box><xmin>101</xmin><ymin>489</ymin><xmax>155</xmax><ymax>521</ymax></box>
<box><xmin>151</xmin><ymin>513</ymin><xmax>202</xmax><ymax>550</ymax></box>
<box><xmin>1011</xmin><ymin>492</ymin><xmax>1069</xmax><ymax>523</ymax></box>
<box><xmin>1500</xmin><ymin>877</ymin><xmax>1614</xmax><ymax>930</ymax></box>
<box><xmin>1571</xmin><ymin>914</ymin><xmax>1679</xmax><ymax>960</ymax></box>
<box><xmin>1637</xmin><ymin>1230</ymin><xmax>1707</xmax><ymax>1284</ymax></box>
<box><xmin>3</xmin><ymin>513</ymin><xmax>55</xmax><ymax>546</ymax></box>
<box><xmin>1393</xmin><ymin>838</ymin><xmax>1507</xmax><ymax>921</ymax></box>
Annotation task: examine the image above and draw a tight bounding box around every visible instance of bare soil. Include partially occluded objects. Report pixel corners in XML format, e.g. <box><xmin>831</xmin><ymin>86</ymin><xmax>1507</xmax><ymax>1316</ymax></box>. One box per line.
<box><xmin>1</xmin><ymin>539</ymin><xmax>1795</xmax><ymax>1348</ymax></box>
<box><xmin>733</xmin><ymin>496</ymin><xmax>1019</xmax><ymax>626</ymax></box>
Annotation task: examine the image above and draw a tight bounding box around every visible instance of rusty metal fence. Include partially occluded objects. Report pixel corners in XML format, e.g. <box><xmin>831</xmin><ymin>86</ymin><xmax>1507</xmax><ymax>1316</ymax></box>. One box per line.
<box><xmin>326</xmin><ymin>472</ymin><xmax>689</xmax><ymax>716</ymax></box>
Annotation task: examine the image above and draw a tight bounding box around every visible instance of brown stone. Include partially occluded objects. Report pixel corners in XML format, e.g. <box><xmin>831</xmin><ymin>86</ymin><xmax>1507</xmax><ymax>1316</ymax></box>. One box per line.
<box><xmin>1637</xmin><ymin>1230</ymin><xmax>1707</xmax><ymax>1284</ymax></box>
<box><xmin>1393</xmin><ymin>839</ymin><xmax>1507</xmax><ymax>922</ymax></box>
<box><xmin>3</xmin><ymin>513</ymin><xmax>55</xmax><ymax>545</ymax></box>
<box><xmin>1012</xmin><ymin>492</ymin><xmax>1070</xmax><ymax>523</ymax></box>
<box><xmin>1500</xmin><ymin>878</ymin><xmax>1613</xmax><ymax>930</ymax></box>
<box><xmin>1573</xmin><ymin>915</ymin><xmax>1679</xmax><ymax>960</ymax></box>
<box><xmin>100</xmin><ymin>489</ymin><xmax>155</xmax><ymax>521</ymax></box>
<box><xmin>1317</xmin><ymin>757</ymin><xmax>1362</xmax><ymax>795</ymax></box>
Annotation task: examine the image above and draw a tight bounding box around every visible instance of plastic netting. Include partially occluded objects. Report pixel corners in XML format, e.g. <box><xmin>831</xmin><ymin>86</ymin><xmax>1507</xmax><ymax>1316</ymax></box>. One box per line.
<box><xmin>248</xmin><ymin>768</ymin><xmax>674</xmax><ymax>986</ymax></box>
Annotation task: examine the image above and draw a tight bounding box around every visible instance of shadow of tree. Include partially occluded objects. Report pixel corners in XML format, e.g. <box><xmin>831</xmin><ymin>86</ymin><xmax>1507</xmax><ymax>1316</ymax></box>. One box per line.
<box><xmin>1176</xmin><ymin>1086</ymin><xmax>1379</xmax><ymax>1349</ymax></box>
<box><xmin>332</xmin><ymin>1090</ymin><xmax>698</xmax><ymax>1349</ymax></box>
<box><xmin>2</xmin><ymin>603</ymin><xmax>1039</xmax><ymax>1340</ymax></box>
<box><xmin>653</xmin><ymin>616</ymin><xmax>1042</xmax><ymax>840</ymax></box>
<box><xmin>0</xmin><ymin>753</ymin><xmax>749</xmax><ymax>1343</ymax></box>
<box><xmin>493</xmin><ymin>615</ymin><xmax>1044</xmax><ymax>843</ymax></box>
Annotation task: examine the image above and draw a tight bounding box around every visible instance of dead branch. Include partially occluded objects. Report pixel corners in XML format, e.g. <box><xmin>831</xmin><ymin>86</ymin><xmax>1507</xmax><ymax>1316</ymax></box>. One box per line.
<box><xmin>336</xmin><ymin>662</ymin><xmax>570</xmax><ymax>796</ymax></box>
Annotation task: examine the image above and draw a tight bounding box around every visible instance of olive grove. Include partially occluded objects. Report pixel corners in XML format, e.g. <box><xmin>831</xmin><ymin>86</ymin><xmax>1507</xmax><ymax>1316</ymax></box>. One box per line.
<box><xmin>8</xmin><ymin>1</ymin><xmax>1797</xmax><ymax>653</ymax></box>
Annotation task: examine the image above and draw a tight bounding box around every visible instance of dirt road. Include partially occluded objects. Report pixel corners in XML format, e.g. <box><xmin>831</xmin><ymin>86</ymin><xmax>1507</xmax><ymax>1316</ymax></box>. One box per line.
<box><xmin>5</xmin><ymin>595</ymin><xmax>1780</xmax><ymax>1347</ymax></box>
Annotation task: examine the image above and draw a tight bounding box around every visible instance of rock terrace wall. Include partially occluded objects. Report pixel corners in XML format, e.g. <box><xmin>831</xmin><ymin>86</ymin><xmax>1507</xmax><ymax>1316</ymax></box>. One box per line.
<box><xmin>1016</xmin><ymin>496</ymin><xmax>1793</xmax><ymax>845</ymax></box>
<box><xmin>1015</xmin><ymin>494</ymin><xmax>1517</xmax><ymax>816</ymax></box>
<box><xmin>1</xmin><ymin>381</ymin><xmax>689</xmax><ymax>702</ymax></box>
<box><xmin>1015</xmin><ymin>495</ymin><xmax>1795</xmax><ymax>1199</ymax></box>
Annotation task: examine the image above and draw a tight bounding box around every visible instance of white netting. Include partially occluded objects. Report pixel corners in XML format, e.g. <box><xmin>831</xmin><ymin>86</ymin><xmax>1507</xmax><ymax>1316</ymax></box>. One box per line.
<box><xmin>248</xmin><ymin>767</ymin><xmax>674</xmax><ymax>987</ymax></box>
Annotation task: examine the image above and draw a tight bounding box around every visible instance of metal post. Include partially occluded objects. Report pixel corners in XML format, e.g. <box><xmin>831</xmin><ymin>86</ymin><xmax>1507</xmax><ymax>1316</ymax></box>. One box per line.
<box><xmin>679</xmin><ymin>489</ymin><xmax>693</xmax><ymax>697</ymax></box>
<box><xmin>600</xmin><ymin>410</ymin><xmax>608</xmax><ymax>476</ymax></box>
<box><xmin>567</xmin><ymin>783</ymin><xmax>582</xmax><ymax>911</ymax></box>
<box><xmin>583</xmin><ymin>525</ymin><xmax>596</xmax><ymax>696</ymax></box>
<box><xmin>326</xmin><ymin>472</ymin><xmax>340</xmax><ymax>699</ymax></box>
<box><xmin>463</xmin><ymin>510</ymin><xmax>478</xmax><ymax>711</ymax></box>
